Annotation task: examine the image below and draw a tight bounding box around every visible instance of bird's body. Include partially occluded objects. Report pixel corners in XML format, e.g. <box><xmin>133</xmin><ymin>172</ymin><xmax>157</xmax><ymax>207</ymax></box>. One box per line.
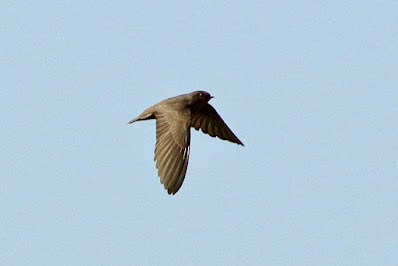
<box><xmin>129</xmin><ymin>91</ymin><xmax>243</xmax><ymax>194</ymax></box>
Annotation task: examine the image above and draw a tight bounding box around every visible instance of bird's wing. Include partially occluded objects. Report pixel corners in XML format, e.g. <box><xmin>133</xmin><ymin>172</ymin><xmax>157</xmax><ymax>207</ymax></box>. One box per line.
<box><xmin>154</xmin><ymin>107</ymin><xmax>191</xmax><ymax>194</ymax></box>
<box><xmin>191</xmin><ymin>103</ymin><xmax>244</xmax><ymax>146</ymax></box>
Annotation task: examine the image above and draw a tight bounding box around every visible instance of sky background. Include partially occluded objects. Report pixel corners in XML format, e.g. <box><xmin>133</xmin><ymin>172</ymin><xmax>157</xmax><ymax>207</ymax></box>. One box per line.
<box><xmin>1</xmin><ymin>1</ymin><xmax>397</xmax><ymax>265</ymax></box>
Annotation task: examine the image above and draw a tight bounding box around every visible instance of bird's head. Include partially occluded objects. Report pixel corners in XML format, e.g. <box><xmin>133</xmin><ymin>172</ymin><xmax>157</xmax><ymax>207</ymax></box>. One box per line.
<box><xmin>192</xmin><ymin>90</ymin><xmax>213</xmax><ymax>104</ymax></box>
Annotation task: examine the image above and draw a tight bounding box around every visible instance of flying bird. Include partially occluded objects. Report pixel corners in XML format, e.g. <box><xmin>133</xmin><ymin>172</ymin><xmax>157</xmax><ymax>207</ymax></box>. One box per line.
<box><xmin>128</xmin><ymin>91</ymin><xmax>244</xmax><ymax>195</ymax></box>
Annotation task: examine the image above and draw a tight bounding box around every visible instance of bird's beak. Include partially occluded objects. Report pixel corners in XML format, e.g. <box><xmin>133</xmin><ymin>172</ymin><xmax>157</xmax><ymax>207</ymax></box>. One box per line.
<box><xmin>210</xmin><ymin>95</ymin><xmax>214</xmax><ymax>99</ymax></box>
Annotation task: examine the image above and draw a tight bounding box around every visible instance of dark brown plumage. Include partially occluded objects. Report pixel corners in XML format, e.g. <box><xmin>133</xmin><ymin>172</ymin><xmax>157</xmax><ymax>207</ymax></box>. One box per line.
<box><xmin>128</xmin><ymin>91</ymin><xmax>243</xmax><ymax>194</ymax></box>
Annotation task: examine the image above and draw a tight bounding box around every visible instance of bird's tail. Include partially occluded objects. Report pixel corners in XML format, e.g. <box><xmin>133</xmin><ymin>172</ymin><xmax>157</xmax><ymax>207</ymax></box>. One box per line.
<box><xmin>128</xmin><ymin>108</ymin><xmax>155</xmax><ymax>124</ymax></box>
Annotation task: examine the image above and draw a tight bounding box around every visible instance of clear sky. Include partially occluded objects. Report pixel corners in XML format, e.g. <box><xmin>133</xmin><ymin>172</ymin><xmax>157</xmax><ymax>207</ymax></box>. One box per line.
<box><xmin>1</xmin><ymin>1</ymin><xmax>397</xmax><ymax>265</ymax></box>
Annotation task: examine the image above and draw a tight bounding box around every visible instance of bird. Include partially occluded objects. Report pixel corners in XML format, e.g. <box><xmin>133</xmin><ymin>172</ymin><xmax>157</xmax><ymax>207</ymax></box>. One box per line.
<box><xmin>128</xmin><ymin>91</ymin><xmax>244</xmax><ymax>195</ymax></box>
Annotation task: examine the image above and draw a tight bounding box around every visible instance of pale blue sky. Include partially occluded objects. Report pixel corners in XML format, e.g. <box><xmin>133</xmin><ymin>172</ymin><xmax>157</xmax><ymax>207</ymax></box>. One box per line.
<box><xmin>1</xmin><ymin>1</ymin><xmax>397</xmax><ymax>265</ymax></box>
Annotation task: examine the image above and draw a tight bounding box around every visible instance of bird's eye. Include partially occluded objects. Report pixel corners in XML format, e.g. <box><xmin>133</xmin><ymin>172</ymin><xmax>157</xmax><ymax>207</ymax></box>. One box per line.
<box><xmin>199</xmin><ymin>93</ymin><xmax>203</xmax><ymax>97</ymax></box>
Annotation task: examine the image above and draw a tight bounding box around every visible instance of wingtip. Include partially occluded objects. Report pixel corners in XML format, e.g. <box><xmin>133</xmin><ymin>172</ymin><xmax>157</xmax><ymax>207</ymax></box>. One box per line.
<box><xmin>235</xmin><ymin>138</ymin><xmax>244</xmax><ymax>146</ymax></box>
<box><xmin>167</xmin><ymin>188</ymin><xmax>178</xmax><ymax>195</ymax></box>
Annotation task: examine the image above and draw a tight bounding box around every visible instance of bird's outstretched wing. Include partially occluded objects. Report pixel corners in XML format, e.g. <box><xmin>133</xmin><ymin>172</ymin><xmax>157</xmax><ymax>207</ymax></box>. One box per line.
<box><xmin>191</xmin><ymin>103</ymin><xmax>244</xmax><ymax>146</ymax></box>
<box><xmin>154</xmin><ymin>107</ymin><xmax>191</xmax><ymax>194</ymax></box>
